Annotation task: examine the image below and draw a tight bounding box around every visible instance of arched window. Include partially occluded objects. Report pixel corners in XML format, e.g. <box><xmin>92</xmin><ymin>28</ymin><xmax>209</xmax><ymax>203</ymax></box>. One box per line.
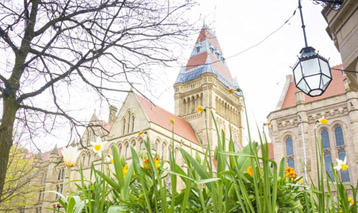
<box><xmin>161</xmin><ymin>143</ymin><xmax>165</xmax><ymax>158</ymax></box>
<box><xmin>338</xmin><ymin>149</ymin><xmax>350</xmax><ymax>182</ymax></box>
<box><xmin>131</xmin><ymin>116</ymin><xmax>135</xmax><ymax>133</ymax></box>
<box><xmin>321</xmin><ymin>129</ymin><xmax>330</xmax><ymax>149</ymax></box>
<box><xmin>132</xmin><ymin>141</ymin><xmax>136</xmax><ymax>151</ymax></box>
<box><xmin>321</xmin><ymin>129</ymin><xmax>334</xmax><ymax>181</ymax></box>
<box><xmin>324</xmin><ymin>151</ymin><xmax>335</xmax><ymax>181</ymax></box>
<box><xmin>285</xmin><ymin>137</ymin><xmax>294</xmax><ymax>168</ymax></box>
<box><xmin>125</xmin><ymin>144</ymin><xmax>129</xmax><ymax>158</ymax></box>
<box><xmin>167</xmin><ymin>145</ymin><xmax>170</xmax><ymax>160</ymax></box>
<box><xmin>335</xmin><ymin>126</ymin><xmax>344</xmax><ymax>146</ymax></box>
<box><xmin>119</xmin><ymin>145</ymin><xmax>122</xmax><ymax>156</ymax></box>
<box><xmin>287</xmin><ymin>158</ymin><xmax>295</xmax><ymax>169</ymax></box>
<box><xmin>127</xmin><ymin>112</ymin><xmax>131</xmax><ymax>134</ymax></box>
<box><xmin>122</xmin><ymin>119</ymin><xmax>126</xmax><ymax>135</ymax></box>
<box><xmin>285</xmin><ymin>137</ymin><xmax>294</xmax><ymax>156</ymax></box>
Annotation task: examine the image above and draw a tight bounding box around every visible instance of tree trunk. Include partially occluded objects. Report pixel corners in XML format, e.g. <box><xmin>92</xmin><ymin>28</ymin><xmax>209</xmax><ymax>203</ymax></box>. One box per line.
<box><xmin>0</xmin><ymin>96</ymin><xmax>19</xmax><ymax>201</ymax></box>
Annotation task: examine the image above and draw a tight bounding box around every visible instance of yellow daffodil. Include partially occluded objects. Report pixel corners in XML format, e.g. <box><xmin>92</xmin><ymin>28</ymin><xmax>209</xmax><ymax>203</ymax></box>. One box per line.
<box><xmin>154</xmin><ymin>157</ymin><xmax>160</xmax><ymax>169</ymax></box>
<box><xmin>334</xmin><ymin>157</ymin><xmax>348</xmax><ymax>171</ymax></box>
<box><xmin>123</xmin><ymin>164</ymin><xmax>129</xmax><ymax>176</ymax></box>
<box><xmin>196</xmin><ymin>105</ymin><xmax>204</xmax><ymax>113</ymax></box>
<box><xmin>246</xmin><ymin>166</ymin><xmax>253</xmax><ymax>176</ymax></box>
<box><xmin>348</xmin><ymin>197</ymin><xmax>354</xmax><ymax>205</ymax></box>
<box><xmin>264</xmin><ymin>122</ymin><xmax>271</xmax><ymax>126</ymax></box>
<box><xmin>228</xmin><ymin>88</ymin><xmax>236</xmax><ymax>94</ymax></box>
<box><xmin>106</xmin><ymin>155</ymin><xmax>114</xmax><ymax>164</ymax></box>
<box><xmin>61</xmin><ymin>146</ymin><xmax>81</xmax><ymax>168</ymax></box>
<box><xmin>170</xmin><ymin>119</ymin><xmax>175</xmax><ymax>124</ymax></box>
<box><xmin>316</xmin><ymin>117</ymin><xmax>328</xmax><ymax>125</ymax></box>
<box><xmin>91</xmin><ymin>137</ymin><xmax>107</xmax><ymax>157</ymax></box>
<box><xmin>138</xmin><ymin>131</ymin><xmax>144</xmax><ymax>137</ymax></box>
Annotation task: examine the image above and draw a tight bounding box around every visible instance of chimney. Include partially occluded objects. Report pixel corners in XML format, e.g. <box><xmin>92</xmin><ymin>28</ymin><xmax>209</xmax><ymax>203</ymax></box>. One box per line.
<box><xmin>109</xmin><ymin>105</ymin><xmax>118</xmax><ymax>124</ymax></box>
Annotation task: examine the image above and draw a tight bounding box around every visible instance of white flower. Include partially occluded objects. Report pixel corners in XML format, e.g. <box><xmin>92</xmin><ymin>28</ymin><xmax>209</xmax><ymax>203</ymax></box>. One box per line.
<box><xmin>91</xmin><ymin>137</ymin><xmax>107</xmax><ymax>157</ymax></box>
<box><xmin>334</xmin><ymin>157</ymin><xmax>348</xmax><ymax>171</ymax></box>
<box><xmin>106</xmin><ymin>155</ymin><xmax>114</xmax><ymax>164</ymax></box>
<box><xmin>61</xmin><ymin>146</ymin><xmax>81</xmax><ymax>168</ymax></box>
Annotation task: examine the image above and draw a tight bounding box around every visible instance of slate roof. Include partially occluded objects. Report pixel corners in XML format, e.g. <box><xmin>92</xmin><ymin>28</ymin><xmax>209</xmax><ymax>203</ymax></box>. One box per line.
<box><xmin>136</xmin><ymin>94</ymin><xmax>199</xmax><ymax>144</ymax></box>
<box><xmin>175</xmin><ymin>26</ymin><xmax>241</xmax><ymax>93</ymax></box>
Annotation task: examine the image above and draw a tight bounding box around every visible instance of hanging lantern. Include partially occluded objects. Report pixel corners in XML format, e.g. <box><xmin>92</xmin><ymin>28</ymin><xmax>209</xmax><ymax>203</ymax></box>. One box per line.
<box><xmin>293</xmin><ymin>46</ymin><xmax>332</xmax><ymax>97</ymax></box>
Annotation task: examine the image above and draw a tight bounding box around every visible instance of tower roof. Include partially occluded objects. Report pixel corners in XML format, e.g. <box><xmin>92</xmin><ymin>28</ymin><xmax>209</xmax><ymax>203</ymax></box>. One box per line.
<box><xmin>175</xmin><ymin>26</ymin><xmax>240</xmax><ymax>90</ymax></box>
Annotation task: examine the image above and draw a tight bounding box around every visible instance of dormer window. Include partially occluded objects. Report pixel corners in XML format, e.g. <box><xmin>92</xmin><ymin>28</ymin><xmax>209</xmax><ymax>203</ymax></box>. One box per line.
<box><xmin>210</xmin><ymin>47</ymin><xmax>214</xmax><ymax>53</ymax></box>
<box><xmin>215</xmin><ymin>51</ymin><xmax>220</xmax><ymax>58</ymax></box>
<box><xmin>196</xmin><ymin>46</ymin><xmax>200</xmax><ymax>53</ymax></box>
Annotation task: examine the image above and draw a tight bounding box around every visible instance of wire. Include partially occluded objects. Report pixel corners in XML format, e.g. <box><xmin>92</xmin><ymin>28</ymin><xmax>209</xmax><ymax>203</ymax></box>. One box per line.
<box><xmin>184</xmin><ymin>7</ymin><xmax>298</xmax><ymax>69</ymax></box>
<box><xmin>331</xmin><ymin>67</ymin><xmax>358</xmax><ymax>73</ymax></box>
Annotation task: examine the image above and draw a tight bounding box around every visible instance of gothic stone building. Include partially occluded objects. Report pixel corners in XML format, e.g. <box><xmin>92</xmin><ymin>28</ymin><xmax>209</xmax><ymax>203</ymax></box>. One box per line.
<box><xmin>22</xmin><ymin>27</ymin><xmax>244</xmax><ymax>213</ymax></box>
<box><xmin>267</xmin><ymin>64</ymin><xmax>358</xmax><ymax>185</ymax></box>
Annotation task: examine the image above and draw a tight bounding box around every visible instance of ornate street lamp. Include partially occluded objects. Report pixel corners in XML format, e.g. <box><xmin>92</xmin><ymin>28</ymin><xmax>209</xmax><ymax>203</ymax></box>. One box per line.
<box><xmin>292</xmin><ymin>0</ymin><xmax>344</xmax><ymax>97</ymax></box>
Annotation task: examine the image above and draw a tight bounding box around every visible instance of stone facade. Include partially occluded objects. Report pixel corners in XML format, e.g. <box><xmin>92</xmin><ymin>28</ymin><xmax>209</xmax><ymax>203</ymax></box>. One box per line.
<box><xmin>20</xmin><ymin>27</ymin><xmax>244</xmax><ymax>213</ymax></box>
<box><xmin>267</xmin><ymin>66</ymin><xmax>358</xmax><ymax>186</ymax></box>
<box><xmin>322</xmin><ymin>0</ymin><xmax>358</xmax><ymax>90</ymax></box>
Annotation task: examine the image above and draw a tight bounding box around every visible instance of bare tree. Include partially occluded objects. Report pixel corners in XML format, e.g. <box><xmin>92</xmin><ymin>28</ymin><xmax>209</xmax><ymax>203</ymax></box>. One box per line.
<box><xmin>0</xmin><ymin>0</ymin><xmax>197</xmax><ymax>199</ymax></box>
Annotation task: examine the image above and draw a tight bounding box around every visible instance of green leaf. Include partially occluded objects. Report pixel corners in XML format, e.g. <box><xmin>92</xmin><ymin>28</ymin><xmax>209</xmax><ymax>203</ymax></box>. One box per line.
<box><xmin>180</xmin><ymin>148</ymin><xmax>213</xmax><ymax>192</ymax></box>
<box><xmin>95</xmin><ymin>170</ymin><xmax>121</xmax><ymax>193</ymax></box>
<box><xmin>67</xmin><ymin>197</ymin><xmax>76</xmax><ymax>213</ymax></box>
<box><xmin>112</xmin><ymin>144</ymin><xmax>124</xmax><ymax>189</ymax></box>
<box><xmin>196</xmin><ymin>178</ymin><xmax>221</xmax><ymax>185</ymax></box>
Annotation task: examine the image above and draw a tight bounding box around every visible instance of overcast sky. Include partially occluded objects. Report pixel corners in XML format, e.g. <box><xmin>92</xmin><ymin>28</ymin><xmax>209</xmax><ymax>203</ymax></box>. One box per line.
<box><xmin>19</xmin><ymin>0</ymin><xmax>342</xmax><ymax>151</ymax></box>
<box><xmin>147</xmin><ymin>0</ymin><xmax>343</xmax><ymax>145</ymax></box>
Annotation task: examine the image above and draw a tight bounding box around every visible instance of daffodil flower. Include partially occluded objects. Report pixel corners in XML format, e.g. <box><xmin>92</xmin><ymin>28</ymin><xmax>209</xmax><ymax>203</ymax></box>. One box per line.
<box><xmin>228</xmin><ymin>88</ymin><xmax>236</xmax><ymax>94</ymax></box>
<box><xmin>348</xmin><ymin>197</ymin><xmax>354</xmax><ymax>205</ymax></box>
<box><xmin>91</xmin><ymin>137</ymin><xmax>107</xmax><ymax>157</ymax></box>
<box><xmin>196</xmin><ymin>105</ymin><xmax>204</xmax><ymax>112</ymax></box>
<box><xmin>123</xmin><ymin>164</ymin><xmax>129</xmax><ymax>176</ymax></box>
<box><xmin>61</xmin><ymin>146</ymin><xmax>81</xmax><ymax>168</ymax></box>
<box><xmin>264</xmin><ymin>122</ymin><xmax>271</xmax><ymax>126</ymax></box>
<box><xmin>334</xmin><ymin>157</ymin><xmax>348</xmax><ymax>171</ymax></box>
<box><xmin>106</xmin><ymin>155</ymin><xmax>114</xmax><ymax>164</ymax></box>
<box><xmin>170</xmin><ymin>119</ymin><xmax>175</xmax><ymax>124</ymax></box>
<box><xmin>316</xmin><ymin>117</ymin><xmax>328</xmax><ymax>125</ymax></box>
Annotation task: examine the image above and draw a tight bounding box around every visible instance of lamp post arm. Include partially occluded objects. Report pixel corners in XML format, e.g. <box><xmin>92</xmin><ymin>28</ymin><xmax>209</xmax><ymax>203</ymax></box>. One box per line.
<box><xmin>298</xmin><ymin>0</ymin><xmax>309</xmax><ymax>48</ymax></box>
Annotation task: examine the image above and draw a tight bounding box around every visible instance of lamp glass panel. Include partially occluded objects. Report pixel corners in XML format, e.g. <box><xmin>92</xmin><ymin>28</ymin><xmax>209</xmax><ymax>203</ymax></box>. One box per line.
<box><xmin>305</xmin><ymin>75</ymin><xmax>321</xmax><ymax>89</ymax></box>
<box><xmin>319</xmin><ymin>58</ymin><xmax>331</xmax><ymax>77</ymax></box>
<box><xmin>298</xmin><ymin>80</ymin><xmax>309</xmax><ymax>93</ymax></box>
<box><xmin>301</xmin><ymin>58</ymin><xmax>320</xmax><ymax>76</ymax></box>
<box><xmin>293</xmin><ymin>64</ymin><xmax>303</xmax><ymax>83</ymax></box>
<box><xmin>321</xmin><ymin>75</ymin><xmax>331</xmax><ymax>89</ymax></box>
<box><xmin>309</xmin><ymin>89</ymin><xmax>323</xmax><ymax>96</ymax></box>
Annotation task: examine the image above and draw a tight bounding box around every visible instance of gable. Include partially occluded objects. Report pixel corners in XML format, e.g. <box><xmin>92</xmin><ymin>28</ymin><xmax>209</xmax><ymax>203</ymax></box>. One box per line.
<box><xmin>109</xmin><ymin>92</ymin><xmax>150</xmax><ymax>138</ymax></box>
<box><xmin>279</xmin><ymin>65</ymin><xmax>346</xmax><ymax>109</ymax></box>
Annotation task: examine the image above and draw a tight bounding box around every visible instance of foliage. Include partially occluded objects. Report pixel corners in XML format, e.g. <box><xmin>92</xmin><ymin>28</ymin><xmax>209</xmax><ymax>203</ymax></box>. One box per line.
<box><xmin>0</xmin><ymin>146</ymin><xmax>39</xmax><ymax>211</ymax></box>
<box><xmin>49</xmin><ymin>96</ymin><xmax>357</xmax><ymax>212</ymax></box>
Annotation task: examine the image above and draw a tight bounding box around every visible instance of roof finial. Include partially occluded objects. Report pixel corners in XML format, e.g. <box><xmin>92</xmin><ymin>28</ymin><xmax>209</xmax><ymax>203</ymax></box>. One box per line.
<box><xmin>202</xmin><ymin>20</ymin><xmax>208</xmax><ymax>30</ymax></box>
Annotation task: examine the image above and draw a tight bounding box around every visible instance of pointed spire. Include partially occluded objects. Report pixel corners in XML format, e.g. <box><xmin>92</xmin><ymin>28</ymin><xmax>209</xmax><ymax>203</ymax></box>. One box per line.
<box><xmin>175</xmin><ymin>27</ymin><xmax>239</xmax><ymax>90</ymax></box>
<box><xmin>51</xmin><ymin>144</ymin><xmax>58</xmax><ymax>155</ymax></box>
